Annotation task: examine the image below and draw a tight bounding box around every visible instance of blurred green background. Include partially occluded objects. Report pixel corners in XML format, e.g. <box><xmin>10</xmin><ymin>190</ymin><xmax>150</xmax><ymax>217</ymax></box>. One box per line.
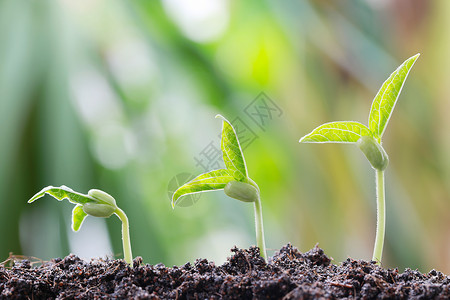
<box><xmin>2</xmin><ymin>0</ymin><xmax>450</xmax><ymax>273</ymax></box>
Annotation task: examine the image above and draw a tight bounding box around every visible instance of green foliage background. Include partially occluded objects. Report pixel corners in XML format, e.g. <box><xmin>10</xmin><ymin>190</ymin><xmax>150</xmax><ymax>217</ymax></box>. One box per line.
<box><xmin>2</xmin><ymin>0</ymin><xmax>450</xmax><ymax>273</ymax></box>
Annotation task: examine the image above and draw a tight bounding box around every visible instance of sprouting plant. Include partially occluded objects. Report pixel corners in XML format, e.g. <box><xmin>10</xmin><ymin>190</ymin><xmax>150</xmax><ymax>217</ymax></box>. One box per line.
<box><xmin>28</xmin><ymin>186</ymin><xmax>133</xmax><ymax>264</ymax></box>
<box><xmin>171</xmin><ymin>114</ymin><xmax>267</xmax><ymax>260</ymax></box>
<box><xmin>299</xmin><ymin>53</ymin><xmax>420</xmax><ymax>264</ymax></box>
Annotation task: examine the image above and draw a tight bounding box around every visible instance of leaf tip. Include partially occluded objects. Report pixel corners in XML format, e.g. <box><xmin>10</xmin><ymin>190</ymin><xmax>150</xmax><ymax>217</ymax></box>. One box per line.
<box><xmin>27</xmin><ymin>195</ymin><xmax>39</xmax><ymax>203</ymax></box>
<box><xmin>27</xmin><ymin>185</ymin><xmax>54</xmax><ymax>203</ymax></box>
<box><xmin>410</xmin><ymin>53</ymin><xmax>420</xmax><ymax>63</ymax></box>
<box><xmin>215</xmin><ymin>114</ymin><xmax>226</xmax><ymax>122</ymax></box>
<box><xmin>299</xmin><ymin>132</ymin><xmax>316</xmax><ymax>143</ymax></box>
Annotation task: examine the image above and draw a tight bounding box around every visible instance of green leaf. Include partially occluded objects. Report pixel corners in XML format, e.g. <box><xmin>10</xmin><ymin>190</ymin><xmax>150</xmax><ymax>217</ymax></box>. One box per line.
<box><xmin>171</xmin><ymin>169</ymin><xmax>234</xmax><ymax>208</ymax></box>
<box><xmin>28</xmin><ymin>185</ymin><xmax>95</xmax><ymax>205</ymax></box>
<box><xmin>72</xmin><ymin>205</ymin><xmax>88</xmax><ymax>232</ymax></box>
<box><xmin>216</xmin><ymin>114</ymin><xmax>248</xmax><ymax>181</ymax></box>
<box><xmin>368</xmin><ymin>53</ymin><xmax>420</xmax><ymax>139</ymax></box>
<box><xmin>299</xmin><ymin>121</ymin><xmax>371</xmax><ymax>144</ymax></box>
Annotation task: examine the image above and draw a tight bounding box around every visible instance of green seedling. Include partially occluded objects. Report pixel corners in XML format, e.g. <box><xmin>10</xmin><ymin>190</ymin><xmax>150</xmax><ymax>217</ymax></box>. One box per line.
<box><xmin>28</xmin><ymin>186</ymin><xmax>133</xmax><ymax>264</ymax></box>
<box><xmin>299</xmin><ymin>53</ymin><xmax>420</xmax><ymax>264</ymax></box>
<box><xmin>172</xmin><ymin>114</ymin><xmax>267</xmax><ymax>260</ymax></box>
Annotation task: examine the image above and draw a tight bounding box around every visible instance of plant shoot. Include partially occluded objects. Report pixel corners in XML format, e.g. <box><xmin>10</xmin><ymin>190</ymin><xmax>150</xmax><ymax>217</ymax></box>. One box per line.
<box><xmin>299</xmin><ymin>54</ymin><xmax>420</xmax><ymax>264</ymax></box>
<box><xmin>172</xmin><ymin>114</ymin><xmax>267</xmax><ymax>260</ymax></box>
<box><xmin>28</xmin><ymin>186</ymin><xmax>133</xmax><ymax>264</ymax></box>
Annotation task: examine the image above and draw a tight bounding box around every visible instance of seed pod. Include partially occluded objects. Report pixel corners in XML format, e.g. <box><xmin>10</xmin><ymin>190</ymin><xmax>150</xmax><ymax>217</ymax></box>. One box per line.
<box><xmin>224</xmin><ymin>181</ymin><xmax>259</xmax><ymax>203</ymax></box>
<box><xmin>82</xmin><ymin>202</ymin><xmax>116</xmax><ymax>218</ymax></box>
<box><xmin>357</xmin><ymin>136</ymin><xmax>389</xmax><ymax>171</ymax></box>
<box><xmin>88</xmin><ymin>189</ymin><xmax>117</xmax><ymax>206</ymax></box>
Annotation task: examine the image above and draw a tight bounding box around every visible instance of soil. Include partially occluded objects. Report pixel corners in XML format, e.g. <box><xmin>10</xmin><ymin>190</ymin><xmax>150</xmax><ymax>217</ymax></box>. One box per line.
<box><xmin>1</xmin><ymin>244</ymin><xmax>449</xmax><ymax>299</ymax></box>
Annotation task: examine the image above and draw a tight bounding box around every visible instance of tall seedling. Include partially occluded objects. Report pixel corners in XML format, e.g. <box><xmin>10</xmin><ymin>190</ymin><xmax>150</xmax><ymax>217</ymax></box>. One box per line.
<box><xmin>172</xmin><ymin>115</ymin><xmax>267</xmax><ymax>260</ymax></box>
<box><xmin>300</xmin><ymin>54</ymin><xmax>420</xmax><ymax>264</ymax></box>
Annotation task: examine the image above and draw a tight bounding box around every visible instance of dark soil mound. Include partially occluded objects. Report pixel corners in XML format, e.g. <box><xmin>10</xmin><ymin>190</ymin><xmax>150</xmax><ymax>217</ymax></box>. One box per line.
<box><xmin>1</xmin><ymin>244</ymin><xmax>449</xmax><ymax>299</ymax></box>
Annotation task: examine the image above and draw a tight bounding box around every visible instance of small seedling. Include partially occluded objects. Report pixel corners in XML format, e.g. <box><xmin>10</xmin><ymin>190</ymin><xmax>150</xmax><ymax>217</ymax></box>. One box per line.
<box><xmin>299</xmin><ymin>53</ymin><xmax>420</xmax><ymax>264</ymax></box>
<box><xmin>172</xmin><ymin>114</ymin><xmax>267</xmax><ymax>260</ymax></box>
<box><xmin>28</xmin><ymin>186</ymin><xmax>133</xmax><ymax>264</ymax></box>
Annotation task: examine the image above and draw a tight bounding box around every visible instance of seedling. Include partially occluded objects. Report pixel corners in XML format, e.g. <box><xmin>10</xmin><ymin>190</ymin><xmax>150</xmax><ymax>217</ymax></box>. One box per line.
<box><xmin>172</xmin><ymin>114</ymin><xmax>267</xmax><ymax>260</ymax></box>
<box><xmin>299</xmin><ymin>53</ymin><xmax>420</xmax><ymax>264</ymax></box>
<box><xmin>28</xmin><ymin>186</ymin><xmax>133</xmax><ymax>264</ymax></box>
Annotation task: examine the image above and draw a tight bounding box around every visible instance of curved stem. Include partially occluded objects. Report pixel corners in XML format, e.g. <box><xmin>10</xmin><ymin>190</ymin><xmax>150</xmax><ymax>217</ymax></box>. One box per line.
<box><xmin>372</xmin><ymin>169</ymin><xmax>385</xmax><ymax>264</ymax></box>
<box><xmin>114</xmin><ymin>208</ymin><xmax>133</xmax><ymax>265</ymax></box>
<box><xmin>254</xmin><ymin>194</ymin><xmax>267</xmax><ymax>261</ymax></box>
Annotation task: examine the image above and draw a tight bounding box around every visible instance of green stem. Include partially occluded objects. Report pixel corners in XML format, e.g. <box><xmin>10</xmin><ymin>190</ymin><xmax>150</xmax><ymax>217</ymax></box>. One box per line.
<box><xmin>254</xmin><ymin>194</ymin><xmax>267</xmax><ymax>261</ymax></box>
<box><xmin>372</xmin><ymin>169</ymin><xmax>385</xmax><ymax>264</ymax></box>
<box><xmin>114</xmin><ymin>208</ymin><xmax>133</xmax><ymax>265</ymax></box>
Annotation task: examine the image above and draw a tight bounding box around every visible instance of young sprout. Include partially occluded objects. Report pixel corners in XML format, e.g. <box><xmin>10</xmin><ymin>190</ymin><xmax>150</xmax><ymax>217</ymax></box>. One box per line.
<box><xmin>172</xmin><ymin>114</ymin><xmax>267</xmax><ymax>260</ymax></box>
<box><xmin>28</xmin><ymin>186</ymin><xmax>133</xmax><ymax>264</ymax></box>
<box><xmin>299</xmin><ymin>54</ymin><xmax>420</xmax><ymax>264</ymax></box>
